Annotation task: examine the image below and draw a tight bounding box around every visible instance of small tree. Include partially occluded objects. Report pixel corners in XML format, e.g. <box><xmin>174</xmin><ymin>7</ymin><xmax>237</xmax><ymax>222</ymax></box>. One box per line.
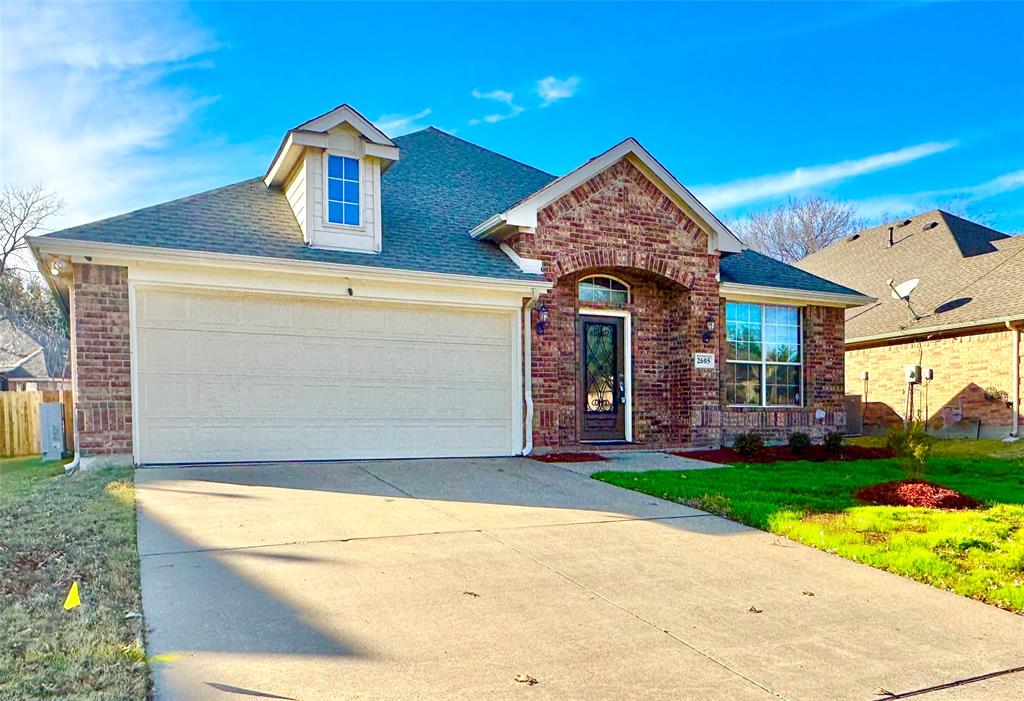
<box><xmin>0</xmin><ymin>184</ymin><xmax>63</xmax><ymax>277</ymax></box>
<box><xmin>733</xmin><ymin>196</ymin><xmax>865</xmax><ymax>264</ymax></box>
<box><xmin>886</xmin><ymin>417</ymin><xmax>933</xmax><ymax>481</ymax></box>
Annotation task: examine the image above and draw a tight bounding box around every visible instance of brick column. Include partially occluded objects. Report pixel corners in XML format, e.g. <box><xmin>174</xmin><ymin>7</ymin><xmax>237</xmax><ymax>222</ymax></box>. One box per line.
<box><xmin>71</xmin><ymin>263</ymin><xmax>133</xmax><ymax>466</ymax></box>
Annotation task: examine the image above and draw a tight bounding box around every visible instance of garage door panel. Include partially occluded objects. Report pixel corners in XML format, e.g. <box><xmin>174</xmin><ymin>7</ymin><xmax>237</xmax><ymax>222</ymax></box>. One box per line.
<box><xmin>134</xmin><ymin>288</ymin><xmax>518</xmax><ymax>463</ymax></box>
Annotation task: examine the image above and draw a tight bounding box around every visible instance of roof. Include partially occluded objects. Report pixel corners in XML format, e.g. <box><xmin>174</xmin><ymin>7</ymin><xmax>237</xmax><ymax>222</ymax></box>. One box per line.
<box><xmin>796</xmin><ymin>210</ymin><xmax>1024</xmax><ymax>341</ymax></box>
<box><xmin>34</xmin><ymin>128</ymin><xmax>556</xmax><ymax>282</ymax></box>
<box><xmin>0</xmin><ymin>319</ymin><xmax>44</xmax><ymax>373</ymax></box>
<box><xmin>719</xmin><ymin>249</ymin><xmax>869</xmax><ymax>299</ymax></box>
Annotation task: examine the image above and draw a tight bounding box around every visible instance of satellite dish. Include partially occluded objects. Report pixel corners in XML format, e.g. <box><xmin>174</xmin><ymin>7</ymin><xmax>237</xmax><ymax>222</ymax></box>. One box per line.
<box><xmin>888</xmin><ymin>277</ymin><xmax>919</xmax><ymax>301</ymax></box>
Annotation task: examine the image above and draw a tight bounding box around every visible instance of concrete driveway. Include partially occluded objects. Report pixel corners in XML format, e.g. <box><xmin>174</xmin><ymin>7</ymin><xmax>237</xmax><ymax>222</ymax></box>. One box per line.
<box><xmin>136</xmin><ymin>457</ymin><xmax>1024</xmax><ymax>700</ymax></box>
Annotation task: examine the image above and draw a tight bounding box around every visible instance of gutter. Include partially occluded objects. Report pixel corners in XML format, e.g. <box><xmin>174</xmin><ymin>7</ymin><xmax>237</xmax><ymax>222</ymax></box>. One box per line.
<box><xmin>1009</xmin><ymin>321</ymin><xmax>1021</xmax><ymax>439</ymax></box>
<box><xmin>718</xmin><ymin>281</ymin><xmax>875</xmax><ymax>308</ymax></box>
<box><xmin>847</xmin><ymin>313</ymin><xmax>1024</xmax><ymax>346</ymax></box>
<box><xmin>521</xmin><ymin>292</ymin><xmax>540</xmax><ymax>456</ymax></box>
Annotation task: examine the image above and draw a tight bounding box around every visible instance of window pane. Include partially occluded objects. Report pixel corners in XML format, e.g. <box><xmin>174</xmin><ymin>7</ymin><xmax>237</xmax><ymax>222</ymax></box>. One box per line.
<box><xmin>609</xmin><ymin>289</ymin><xmax>628</xmax><ymax>307</ymax></box>
<box><xmin>724</xmin><ymin>362</ymin><xmax>761</xmax><ymax>405</ymax></box>
<box><xmin>343</xmin><ymin>203</ymin><xmax>360</xmax><ymax>226</ymax></box>
<box><xmin>343</xmin><ymin>156</ymin><xmax>359</xmax><ymax>181</ymax></box>
<box><xmin>343</xmin><ymin>181</ymin><xmax>359</xmax><ymax>205</ymax></box>
<box><xmin>764</xmin><ymin>305</ymin><xmax>800</xmax><ymax>363</ymax></box>
<box><xmin>328</xmin><ymin>155</ymin><xmax>343</xmax><ymax>178</ymax></box>
<box><xmin>328</xmin><ymin>201</ymin><xmax>344</xmax><ymax>224</ymax></box>
<box><xmin>579</xmin><ymin>283</ymin><xmax>598</xmax><ymax>302</ymax></box>
<box><xmin>327</xmin><ymin>179</ymin><xmax>343</xmax><ymax>201</ymax></box>
<box><xmin>766</xmin><ymin>364</ymin><xmax>801</xmax><ymax>406</ymax></box>
<box><xmin>578</xmin><ymin>277</ymin><xmax>629</xmax><ymax>307</ymax></box>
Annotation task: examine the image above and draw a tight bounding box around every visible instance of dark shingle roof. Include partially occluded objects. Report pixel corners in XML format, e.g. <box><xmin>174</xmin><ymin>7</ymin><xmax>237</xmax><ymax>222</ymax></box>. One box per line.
<box><xmin>36</xmin><ymin>128</ymin><xmax>556</xmax><ymax>281</ymax></box>
<box><xmin>796</xmin><ymin>211</ymin><xmax>1024</xmax><ymax>340</ymax></box>
<box><xmin>719</xmin><ymin>249</ymin><xmax>868</xmax><ymax>297</ymax></box>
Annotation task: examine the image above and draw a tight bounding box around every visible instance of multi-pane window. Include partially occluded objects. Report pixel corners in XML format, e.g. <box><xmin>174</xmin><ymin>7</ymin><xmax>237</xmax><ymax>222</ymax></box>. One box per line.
<box><xmin>327</xmin><ymin>155</ymin><xmax>360</xmax><ymax>226</ymax></box>
<box><xmin>724</xmin><ymin>302</ymin><xmax>802</xmax><ymax>406</ymax></box>
<box><xmin>578</xmin><ymin>276</ymin><xmax>629</xmax><ymax>307</ymax></box>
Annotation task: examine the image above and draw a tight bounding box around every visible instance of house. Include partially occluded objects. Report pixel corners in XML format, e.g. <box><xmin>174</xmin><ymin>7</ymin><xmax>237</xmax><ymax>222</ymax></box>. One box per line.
<box><xmin>0</xmin><ymin>314</ymin><xmax>70</xmax><ymax>392</ymax></box>
<box><xmin>797</xmin><ymin>211</ymin><xmax>1023</xmax><ymax>439</ymax></box>
<box><xmin>30</xmin><ymin>104</ymin><xmax>871</xmax><ymax>467</ymax></box>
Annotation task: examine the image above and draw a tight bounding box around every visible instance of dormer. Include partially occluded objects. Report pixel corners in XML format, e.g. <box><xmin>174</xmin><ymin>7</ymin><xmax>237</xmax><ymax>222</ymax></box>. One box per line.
<box><xmin>264</xmin><ymin>104</ymin><xmax>399</xmax><ymax>253</ymax></box>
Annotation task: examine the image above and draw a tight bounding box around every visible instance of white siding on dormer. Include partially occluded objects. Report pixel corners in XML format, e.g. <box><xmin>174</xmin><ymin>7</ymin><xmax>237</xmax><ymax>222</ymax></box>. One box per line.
<box><xmin>283</xmin><ymin>154</ymin><xmax>308</xmax><ymax>242</ymax></box>
<box><xmin>302</xmin><ymin>124</ymin><xmax>382</xmax><ymax>253</ymax></box>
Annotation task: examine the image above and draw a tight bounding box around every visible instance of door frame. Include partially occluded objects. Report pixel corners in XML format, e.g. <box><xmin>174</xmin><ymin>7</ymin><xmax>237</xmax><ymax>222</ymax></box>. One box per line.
<box><xmin>578</xmin><ymin>307</ymin><xmax>632</xmax><ymax>442</ymax></box>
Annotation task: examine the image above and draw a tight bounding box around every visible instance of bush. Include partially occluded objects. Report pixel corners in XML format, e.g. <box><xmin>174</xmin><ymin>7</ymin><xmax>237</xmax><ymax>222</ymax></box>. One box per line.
<box><xmin>733</xmin><ymin>432</ymin><xmax>764</xmax><ymax>458</ymax></box>
<box><xmin>824</xmin><ymin>431</ymin><xmax>844</xmax><ymax>453</ymax></box>
<box><xmin>886</xmin><ymin>419</ymin><xmax>934</xmax><ymax>480</ymax></box>
<box><xmin>787</xmin><ymin>431</ymin><xmax>811</xmax><ymax>455</ymax></box>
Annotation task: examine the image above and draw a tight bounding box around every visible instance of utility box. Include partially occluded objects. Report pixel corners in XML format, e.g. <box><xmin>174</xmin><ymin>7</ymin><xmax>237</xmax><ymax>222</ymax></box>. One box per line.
<box><xmin>905</xmin><ymin>365</ymin><xmax>922</xmax><ymax>384</ymax></box>
<box><xmin>39</xmin><ymin>403</ymin><xmax>65</xmax><ymax>462</ymax></box>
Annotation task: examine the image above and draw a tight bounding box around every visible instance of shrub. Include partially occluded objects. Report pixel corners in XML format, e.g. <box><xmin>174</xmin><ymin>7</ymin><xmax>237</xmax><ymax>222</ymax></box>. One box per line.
<box><xmin>886</xmin><ymin>419</ymin><xmax>934</xmax><ymax>480</ymax></box>
<box><xmin>823</xmin><ymin>431</ymin><xmax>844</xmax><ymax>453</ymax></box>
<box><xmin>787</xmin><ymin>431</ymin><xmax>811</xmax><ymax>455</ymax></box>
<box><xmin>733</xmin><ymin>432</ymin><xmax>764</xmax><ymax>458</ymax></box>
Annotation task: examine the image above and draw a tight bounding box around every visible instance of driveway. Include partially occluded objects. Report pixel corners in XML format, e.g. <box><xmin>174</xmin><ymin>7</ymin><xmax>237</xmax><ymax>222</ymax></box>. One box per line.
<box><xmin>136</xmin><ymin>457</ymin><xmax>1024</xmax><ymax>700</ymax></box>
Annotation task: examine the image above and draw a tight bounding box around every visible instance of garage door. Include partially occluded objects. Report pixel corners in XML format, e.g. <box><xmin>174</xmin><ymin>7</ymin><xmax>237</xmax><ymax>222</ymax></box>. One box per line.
<box><xmin>134</xmin><ymin>287</ymin><xmax>519</xmax><ymax>464</ymax></box>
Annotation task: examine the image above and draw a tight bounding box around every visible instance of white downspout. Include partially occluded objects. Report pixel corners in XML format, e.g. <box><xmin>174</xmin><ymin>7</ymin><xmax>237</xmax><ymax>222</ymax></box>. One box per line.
<box><xmin>64</xmin><ymin>403</ymin><xmax>81</xmax><ymax>474</ymax></box>
<box><xmin>522</xmin><ymin>292</ymin><xmax>540</xmax><ymax>455</ymax></box>
<box><xmin>1008</xmin><ymin>321</ymin><xmax>1021</xmax><ymax>439</ymax></box>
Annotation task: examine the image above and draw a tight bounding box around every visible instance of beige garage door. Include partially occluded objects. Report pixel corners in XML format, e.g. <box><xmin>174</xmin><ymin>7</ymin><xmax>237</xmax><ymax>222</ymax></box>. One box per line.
<box><xmin>134</xmin><ymin>287</ymin><xmax>518</xmax><ymax>464</ymax></box>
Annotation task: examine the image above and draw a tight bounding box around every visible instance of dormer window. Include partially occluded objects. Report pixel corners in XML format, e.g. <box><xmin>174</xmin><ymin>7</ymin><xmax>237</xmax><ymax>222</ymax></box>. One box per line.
<box><xmin>327</xmin><ymin>155</ymin><xmax>360</xmax><ymax>226</ymax></box>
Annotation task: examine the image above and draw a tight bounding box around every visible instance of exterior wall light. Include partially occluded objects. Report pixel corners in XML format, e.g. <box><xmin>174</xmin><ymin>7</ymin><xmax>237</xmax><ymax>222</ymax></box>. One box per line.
<box><xmin>702</xmin><ymin>314</ymin><xmax>716</xmax><ymax>343</ymax></box>
<box><xmin>535</xmin><ymin>304</ymin><xmax>549</xmax><ymax>335</ymax></box>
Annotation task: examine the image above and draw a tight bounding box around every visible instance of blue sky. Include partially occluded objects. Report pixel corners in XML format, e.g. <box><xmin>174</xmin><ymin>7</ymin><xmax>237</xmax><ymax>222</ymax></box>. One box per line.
<box><xmin>2</xmin><ymin>1</ymin><xmax>1023</xmax><ymax>235</ymax></box>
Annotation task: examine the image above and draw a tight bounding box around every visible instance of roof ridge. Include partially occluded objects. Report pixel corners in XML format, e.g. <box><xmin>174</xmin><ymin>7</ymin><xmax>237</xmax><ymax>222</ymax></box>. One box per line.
<box><xmin>398</xmin><ymin>127</ymin><xmax>555</xmax><ymax>179</ymax></box>
<box><xmin>39</xmin><ymin>178</ymin><xmax>264</xmax><ymax>239</ymax></box>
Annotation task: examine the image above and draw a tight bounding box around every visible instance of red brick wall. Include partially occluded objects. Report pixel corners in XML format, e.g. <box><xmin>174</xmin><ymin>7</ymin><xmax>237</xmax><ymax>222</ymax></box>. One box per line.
<box><xmin>71</xmin><ymin>264</ymin><xmax>132</xmax><ymax>457</ymax></box>
<box><xmin>514</xmin><ymin>158</ymin><xmax>722</xmax><ymax>448</ymax></box>
<box><xmin>846</xmin><ymin>329</ymin><xmax>1022</xmax><ymax>435</ymax></box>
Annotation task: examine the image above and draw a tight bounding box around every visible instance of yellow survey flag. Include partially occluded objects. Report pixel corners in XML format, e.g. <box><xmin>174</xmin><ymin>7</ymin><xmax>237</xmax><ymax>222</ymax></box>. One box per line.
<box><xmin>63</xmin><ymin>581</ymin><xmax>81</xmax><ymax>610</ymax></box>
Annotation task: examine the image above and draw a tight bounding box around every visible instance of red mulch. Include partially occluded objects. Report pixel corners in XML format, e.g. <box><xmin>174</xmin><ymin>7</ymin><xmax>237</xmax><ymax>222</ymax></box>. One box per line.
<box><xmin>675</xmin><ymin>444</ymin><xmax>894</xmax><ymax>464</ymax></box>
<box><xmin>854</xmin><ymin>480</ymin><xmax>980</xmax><ymax>510</ymax></box>
<box><xmin>530</xmin><ymin>452</ymin><xmax>609</xmax><ymax>463</ymax></box>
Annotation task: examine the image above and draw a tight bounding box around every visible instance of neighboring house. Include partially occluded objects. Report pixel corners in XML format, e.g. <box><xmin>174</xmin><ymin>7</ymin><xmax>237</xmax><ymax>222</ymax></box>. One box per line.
<box><xmin>798</xmin><ymin>211</ymin><xmax>1023</xmax><ymax>439</ymax></box>
<box><xmin>30</xmin><ymin>104</ymin><xmax>870</xmax><ymax>468</ymax></box>
<box><xmin>0</xmin><ymin>316</ymin><xmax>70</xmax><ymax>391</ymax></box>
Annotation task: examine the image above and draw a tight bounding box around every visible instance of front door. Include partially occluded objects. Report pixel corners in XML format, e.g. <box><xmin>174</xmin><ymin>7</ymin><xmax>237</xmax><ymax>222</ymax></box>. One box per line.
<box><xmin>579</xmin><ymin>315</ymin><xmax>627</xmax><ymax>441</ymax></box>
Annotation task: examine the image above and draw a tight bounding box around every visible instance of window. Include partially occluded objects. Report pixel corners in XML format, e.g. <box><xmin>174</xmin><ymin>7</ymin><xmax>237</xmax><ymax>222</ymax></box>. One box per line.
<box><xmin>578</xmin><ymin>276</ymin><xmax>629</xmax><ymax>307</ymax></box>
<box><xmin>327</xmin><ymin>155</ymin><xmax>360</xmax><ymax>226</ymax></box>
<box><xmin>724</xmin><ymin>302</ymin><xmax>802</xmax><ymax>406</ymax></box>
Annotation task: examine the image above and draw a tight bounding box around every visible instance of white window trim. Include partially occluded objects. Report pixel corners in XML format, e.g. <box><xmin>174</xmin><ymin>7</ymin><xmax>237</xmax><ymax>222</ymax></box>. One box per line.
<box><xmin>578</xmin><ymin>307</ymin><xmax>633</xmax><ymax>442</ymax></box>
<box><xmin>323</xmin><ymin>151</ymin><xmax>363</xmax><ymax>231</ymax></box>
<box><xmin>725</xmin><ymin>303</ymin><xmax>804</xmax><ymax>409</ymax></box>
<box><xmin>578</xmin><ymin>274</ymin><xmax>631</xmax><ymax>306</ymax></box>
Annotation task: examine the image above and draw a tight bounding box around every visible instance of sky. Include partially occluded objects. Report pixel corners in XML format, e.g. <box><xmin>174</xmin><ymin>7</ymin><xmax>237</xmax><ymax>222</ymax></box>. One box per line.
<box><xmin>2</xmin><ymin>1</ymin><xmax>1023</xmax><ymax>241</ymax></box>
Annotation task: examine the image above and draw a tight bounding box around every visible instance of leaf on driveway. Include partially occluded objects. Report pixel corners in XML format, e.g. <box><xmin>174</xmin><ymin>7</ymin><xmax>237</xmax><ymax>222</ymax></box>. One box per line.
<box><xmin>463</xmin><ymin>591</ymin><xmax>480</xmax><ymax>598</ymax></box>
<box><xmin>747</xmin><ymin>606</ymin><xmax>763</xmax><ymax>613</ymax></box>
<box><xmin>515</xmin><ymin>674</ymin><xmax>539</xmax><ymax>686</ymax></box>
<box><xmin>801</xmin><ymin>591</ymin><xmax>815</xmax><ymax>597</ymax></box>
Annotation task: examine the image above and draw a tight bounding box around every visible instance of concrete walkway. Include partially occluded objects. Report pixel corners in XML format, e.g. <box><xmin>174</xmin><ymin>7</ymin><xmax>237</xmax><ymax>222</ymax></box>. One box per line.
<box><xmin>549</xmin><ymin>449</ymin><xmax>723</xmax><ymax>475</ymax></box>
<box><xmin>136</xmin><ymin>457</ymin><xmax>1024</xmax><ymax>700</ymax></box>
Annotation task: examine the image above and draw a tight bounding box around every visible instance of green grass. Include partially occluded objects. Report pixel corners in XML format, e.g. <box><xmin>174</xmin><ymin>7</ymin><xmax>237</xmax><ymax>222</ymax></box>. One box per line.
<box><xmin>596</xmin><ymin>438</ymin><xmax>1024</xmax><ymax>613</ymax></box>
<box><xmin>0</xmin><ymin>457</ymin><xmax>148</xmax><ymax>699</ymax></box>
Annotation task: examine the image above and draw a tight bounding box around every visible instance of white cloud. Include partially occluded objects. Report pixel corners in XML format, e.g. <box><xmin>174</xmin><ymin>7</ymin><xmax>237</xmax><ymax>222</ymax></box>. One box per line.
<box><xmin>536</xmin><ymin>75</ymin><xmax>580</xmax><ymax>107</ymax></box>
<box><xmin>852</xmin><ymin>169</ymin><xmax>1024</xmax><ymax>221</ymax></box>
<box><xmin>696</xmin><ymin>140</ymin><xmax>958</xmax><ymax>209</ymax></box>
<box><xmin>468</xmin><ymin>87</ymin><xmax>523</xmax><ymax>126</ymax></box>
<box><xmin>0</xmin><ymin>1</ymin><xmax>258</xmax><ymax>237</ymax></box>
<box><xmin>373</xmin><ymin>108</ymin><xmax>432</xmax><ymax>137</ymax></box>
<box><xmin>471</xmin><ymin>88</ymin><xmax>514</xmax><ymax>105</ymax></box>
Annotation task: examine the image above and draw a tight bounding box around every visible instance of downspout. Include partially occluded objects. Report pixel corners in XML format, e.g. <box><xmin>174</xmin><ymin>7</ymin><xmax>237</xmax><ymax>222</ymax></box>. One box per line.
<box><xmin>522</xmin><ymin>292</ymin><xmax>540</xmax><ymax>455</ymax></box>
<box><xmin>64</xmin><ymin>408</ymin><xmax>81</xmax><ymax>475</ymax></box>
<box><xmin>1008</xmin><ymin>321</ymin><xmax>1021</xmax><ymax>439</ymax></box>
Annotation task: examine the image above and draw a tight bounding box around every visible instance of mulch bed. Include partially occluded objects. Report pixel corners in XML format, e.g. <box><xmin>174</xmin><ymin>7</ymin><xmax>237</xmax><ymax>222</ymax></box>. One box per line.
<box><xmin>530</xmin><ymin>452</ymin><xmax>609</xmax><ymax>463</ymax></box>
<box><xmin>854</xmin><ymin>480</ymin><xmax>980</xmax><ymax>510</ymax></box>
<box><xmin>675</xmin><ymin>444</ymin><xmax>894</xmax><ymax>464</ymax></box>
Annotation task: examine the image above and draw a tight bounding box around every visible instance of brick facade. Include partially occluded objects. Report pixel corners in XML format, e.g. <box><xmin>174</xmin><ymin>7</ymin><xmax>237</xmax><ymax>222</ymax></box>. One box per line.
<box><xmin>846</xmin><ymin>328</ymin><xmax>1023</xmax><ymax>437</ymax></box>
<box><xmin>71</xmin><ymin>263</ymin><xmax>133</xmax><ymax>459</ymax></box>
<box><xmin>513</xmin><ymin>157</ymin><xmax>848</xmax><ymax>449</ymax></box>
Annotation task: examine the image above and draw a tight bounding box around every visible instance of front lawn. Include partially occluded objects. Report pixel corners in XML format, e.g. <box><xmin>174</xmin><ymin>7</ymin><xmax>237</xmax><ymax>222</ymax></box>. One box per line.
<box><xmin>596</xmin><ymin>438</ymin><xmax>1024</xmax><ymax>613</ymax></box>
<box><xmin>0</xmin><ymin>458</ymin><xmax>148</xmax><ymax>699</ymax></box>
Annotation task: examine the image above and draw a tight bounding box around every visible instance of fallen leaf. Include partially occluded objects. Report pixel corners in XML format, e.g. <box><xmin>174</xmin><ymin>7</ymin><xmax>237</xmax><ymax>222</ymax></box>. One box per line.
<box><xmin>124</xmin><ymin>611</ymin><xmax>142</xmax><ymax>619</ymax></box>
<box><xmin>747</xmin><ymin>606</ymin><xmax>763</xmax><ymax>614</ymax></box>
<box><xmin>463</xmin><ymin>591</ymin><xmax>480</xmax><ymax>598</ymax></box>
<box><xmin>801</xmin><ymin>591</ymin><xmax>815</xmax><ymax>597</ymax></box>
<box><xmin>515</xmin><ymin>674</ymin><xmax>539</xmax><ymax>686</ymax></box>
<box><xmin>874</xmin><ymin>688</ymin><xmax>894</xmax><ymax>697</ymax></box>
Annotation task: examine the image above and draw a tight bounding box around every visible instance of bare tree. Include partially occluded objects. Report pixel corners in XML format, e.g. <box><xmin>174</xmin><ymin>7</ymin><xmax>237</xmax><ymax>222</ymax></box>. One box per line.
<box><xmin>0</xmin><ymin>184</ymin><xmax>63</xmax><ymax>277</ymax></box>
<box><xmin>733</xmin><ymin>196</ymin><xmax>865</xmax><ymax>263</ymax></box>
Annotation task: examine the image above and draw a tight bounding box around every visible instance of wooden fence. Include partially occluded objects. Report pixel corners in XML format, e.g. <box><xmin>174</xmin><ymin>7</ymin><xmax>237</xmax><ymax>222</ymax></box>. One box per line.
<box><xmin>0</xmin><ymin>390</ymin><xmax>73</xmax><ymax>458</ymax></box>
